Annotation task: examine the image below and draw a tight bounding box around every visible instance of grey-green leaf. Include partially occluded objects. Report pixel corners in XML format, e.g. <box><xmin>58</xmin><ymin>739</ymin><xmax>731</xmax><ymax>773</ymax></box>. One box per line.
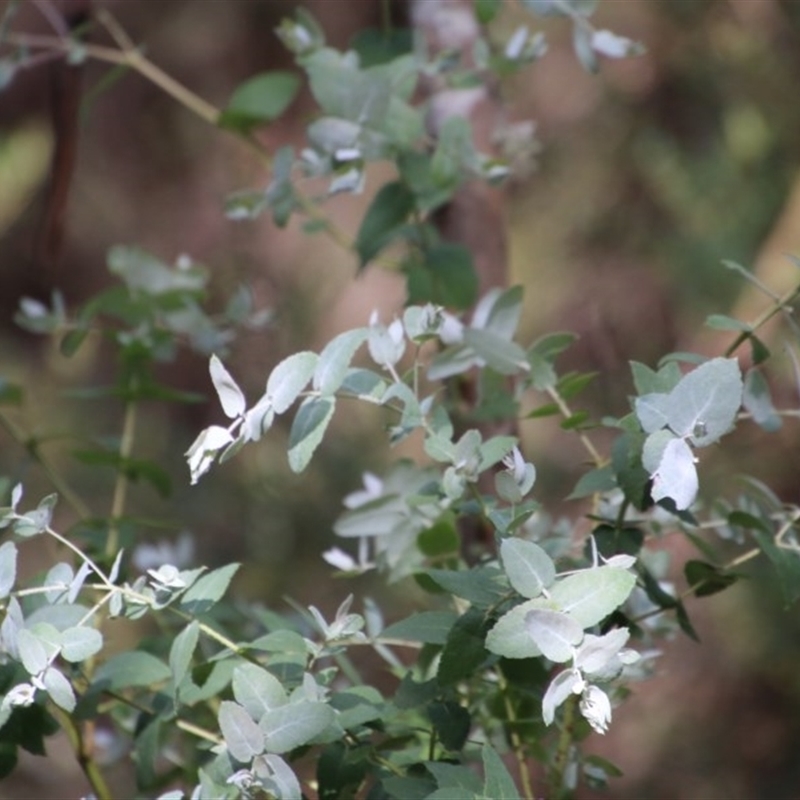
<box><xmin>267</xmin><ymin>351</ymin><xmax>318</xmax><ymax>414</ymax></box>
<box><xmin>209</xmin><ymin>355</ymin><xmax>246</xmax><ymax>419</ymax></box>
<box><xmin>60</xmin><ymin>626</ymin><xmax>103</xmax><ymax>662</ymax></box>
<box><xmin>743</xmin><ymin>368</ymin><xmax>782</xmax><ymax>432</ymax></box>
<box><xmin>463</xmin><ymin>328</ymin><xmax>529</xmax><ymax>375</ymax></box>
<box><xmin>0</xmin><ymin>541</ymin><xmax>17</xmax><ymax>598</ymax></box>
<box><xmin>486</xmin><ymin>599</ymin><xmax>552</xmax><ymax>659</ymax></box>
<box><xmin>179</xmin><ymin>563</ymin><xmax>240</xmax><ymax>615</ymax></box>
<box><xmin>260</xmin><ymin>701</ymin><xmax>335</xmax><ymax>754</ymax></box>
<box><xmin>233</xmin><ymin>663</ymin><xmax>288</xmax><ymax>720</ymax></box>
<box><xmin>169</xmin><ymin>621</ymin><xmax>200</xmax><ymax>689</ymax></box>
<box><xmin>381</xmin><ymin>611</ymin><xmax>459</xmax><ymax>645</ymax></box>
<box><xmin>524</xmin><ymin>608</ymin><xmax>583</xmax><ymax>662</ymax></box>
<box><xmin>647</xmin><ymin>434</ymin><xmax>698</xmax><ymax>510</ymax></box>
<box><xmin>313</xmin><ymin>328</ymin><xmax>368</xmax><ymax>395</ymax></box>
<box><xmin>18</xmin><ymin>628</ymin><xmax>49</xmax><ymax>675</ymax></box>
<box><xmin>287</xmin><ymin>396</ymin><xmax>336</xmax><ymax>473</ymax></box>
<box><xmin>482</xmin><ymin>744</ymin><xmax>520</xmax><ymax>800</ymax></box>
<box><xmin>500</xmin><ymin>538</ymin><xmax>555</xmax><ymax>599</ymax></box>
<box><xmin>218</xmin><ymin>700</ymin><xmax>265</xmax><ymax>762</ymax></box>
<box><xmin>43</xmin><ymin>667</ymin><xmax>76</xmax><ymax>712</ymax></box>
<box><xmin>667</xmin><ymin>357</ymin><xmax>742</xmax><ymax>445</ymax></box>
<box><xmin>550</xmin><ymin>567</ymin><xmax>636</xmax><ymax>628</ymax></box>
<box><xmin>93</xmin><ymin>651</ymin><xmax>172</xmax><ymax>690</ymax></box>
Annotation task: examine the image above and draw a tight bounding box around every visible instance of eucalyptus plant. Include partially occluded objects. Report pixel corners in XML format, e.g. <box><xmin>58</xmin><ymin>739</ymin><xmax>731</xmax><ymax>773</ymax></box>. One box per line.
<box><xmin>1</xmin><ymin>1</ymin><xmax>800</xmax><ymax>799</ymax></box>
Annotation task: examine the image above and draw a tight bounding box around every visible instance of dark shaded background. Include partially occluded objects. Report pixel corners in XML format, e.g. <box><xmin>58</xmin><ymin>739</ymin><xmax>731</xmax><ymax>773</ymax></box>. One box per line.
<box><xmin>2</xmin><ymin>0</ymin><xmax>800</xmax><ymax>797</ymax></box>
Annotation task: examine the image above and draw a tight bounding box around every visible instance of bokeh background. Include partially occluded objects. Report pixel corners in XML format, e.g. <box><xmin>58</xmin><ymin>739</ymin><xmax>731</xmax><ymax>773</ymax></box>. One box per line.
<box><xmin>2</xmin><ymin>0</ymin><xmax>800</xmax><ymax>797</ymax></box>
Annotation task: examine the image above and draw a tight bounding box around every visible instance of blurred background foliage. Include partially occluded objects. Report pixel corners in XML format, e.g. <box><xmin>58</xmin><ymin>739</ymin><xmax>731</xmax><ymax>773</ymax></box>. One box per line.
<box><xmin>2</xmin><ymin>0</ymin><xmax>800</xmax><ymax>797</ymax></box>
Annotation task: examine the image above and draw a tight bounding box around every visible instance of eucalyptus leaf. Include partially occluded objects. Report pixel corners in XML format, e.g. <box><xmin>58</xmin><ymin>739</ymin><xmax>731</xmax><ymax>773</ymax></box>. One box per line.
<box><xmin>233</xmin><ymin>663</ymin><xmax>288</xmax><ymax>720</ymax></box>
<box><xmin>60</xmin><ymin>626</ymin><xmax>103</xmax><ymax>662</ymax></box>
<box><xmin>42</xmin><ymin>667</ymin><xmax>76</xmax><ymax>712</ymax></box>
<box><xmin>500</xmin><ymin>538</ymin><xmax>555</xmax><ymax>599</ymax></box>
<box><xmin>287</xmin><ymin>396</ymin><xmax>336</xmax><ymax>473</ymax></box>
<box><xmin>266</xmin><ymin>351</ymin><xmax>318</xmax><ymax>414</ymax></box>
<box><xmin>463</xmin><ymin>328</ymin><xmax>529</xmax><ymax>375</ymax></box>
<box><xmin>550</xmin><ymin>567</ymin><xmax>636</xmax><ymax>628</ymax></box>
<box><xmin>180</xmin><ymin>563</ymin><xmax>240</xmax><ymax>615</ymax></box>
<box><xmin>743</xmin><ymin>368</ymin><xmax>781</xmax><ymax>432</ymax></box>
<box><xmin>260</xmin><ymin>701</ymin><xmax>335</xmax><ymax>754</ymax></box>
<box><xmin>169</xmin><ymin>621</ymin><xmax>200</xmax><ymax>690</ymax></box>
<box><xmin>93</xmin><ymin>651</ymin><xmax>172</xmax><ymax>690</ymax></box>
<box><xmin>486</xmin><ymin>599</ymin><xmax>553</xmax><ymax>659</ymax></box>
<box><xmin>525</xmin><ymin>608</ymin><xmax>583</xmax><ymax>662</ymax></box>
<box><xmin>0</xmin><ymin>540</ymin><xmax>17</xmax><ymax>598</ymax></box>
<box><xmin>218</xmin><ymin>700</ymin><xmax>265</xmax><ymax>762</ymax></box>
<box><xmin>313</xmin><ymin>329</ymin><xmax>368</xmax><ymax>395</ymax></box>
<box><xmin>209</xmin><ymin>355</ymin><xmax>246</xmax><ymax>419</ymax></box>
<box><xmin>482</xmin><ymin>744</ymin><xmax>520</xmax><ymax>800</ymax></box>
<box><xmin>381</xmin><ymin>611</ymin><xmax>458</xmax><ymax>645</ymax></box>
<box><xmin>219</xmin><ymin>71</ymin><xmax>301</xmax><ymax>131</ymax></box>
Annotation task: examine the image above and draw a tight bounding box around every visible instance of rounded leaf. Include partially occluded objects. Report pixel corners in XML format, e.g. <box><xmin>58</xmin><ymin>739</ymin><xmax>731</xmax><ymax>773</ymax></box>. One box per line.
<box><xmin>500</xmin><ymin>538</ymin><xmax>555</xmax><ymax>599</ymax></box>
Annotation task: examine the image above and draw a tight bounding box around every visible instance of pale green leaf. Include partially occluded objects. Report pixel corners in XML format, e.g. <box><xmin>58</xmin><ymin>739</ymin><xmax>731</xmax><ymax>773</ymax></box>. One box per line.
<box><xmin>667</xmin><ymin>357</ymin><xmax>742</xmax><ymax>445</ymax></box>
<box><xmin>43</xmin><ymin>667</ymin><xmax>76</xmax><ymax>712</ymax></box>
<box><xmin>218</xmin><ymin>700</ymin><xmax>265</xmax><ymax>762</ymax></box>
<box><xmin>381</xmin><ymin>611</ymin><xmax>458</xmax><ymax>645</ymax></box>
<box><xmin>524</xmin><ymin>608</ymin><xmax>583</xmax><ymax>662</ymax></box>
<box><xmin>743</xmin><ymin>368</ymin><xmax>781</xmax><ymax>432</ymax></box>
<box><xmin>93</xmin><ymin>651</ymin><xmax>172</xmax><ymax>690</ymax></box>
<box><xmin>486</xmin><ymin>599</ymin><xmax>553</xmax><ymax>659</ymax></box>
<box><xmin>44</xmin><ymin>562</ymin><xmax>73</xmax><ymax>603</ymax></box>
<box><xmin>260</xmin><ymin>701</ymin><xmax>335</xmax><ymax>754</ymax></box>
<box><xmin>179</xmin><ymin>563</ymin><xmax>240</xmax><ymax>615</ymax></box>
<box><xmin>267</xmin><ymin>351</ymin><xmax>318</xmax><ymax>414</ymax></box>
<box><xmin>17</xmin><ymin>628</ymin><xmax>49</xmax><ymax>675</ymax></box>
<box><xmin>550</xmin><ymin>567</ymin><xmax>636</xmax><ymax>628</ymax></box>
<box><xmin>209</xmin><ymin>355</ymin><xmax>246</xmax><ymax>419</ymax></box>
<box><xmin>233</xmin><ymin>663</ymin><xmax>288</xmax><ymax>720</ymax></box>
<box><xmin>463</xmin><ymin>328</ymin><xmax>529</xmax><ymax>375</ymax></box>
<box><xmin>313</xmin><ymin>329</ymin><xmax>368</xmax><ymax>395</ymax></box>
<box><xmin>482</xmin><ymin>744</ymin><xmax>520</xmax><ymax>800</ymax></box>
<box><xmin>0</xmin><ymin>540</ymin><xmax>17</xmax><ymax>598</ymax></box>
<box><xmin>169</xmin><ymin>621</ymin><xmax>200</xmax><ymax>689</ymax></box>
<box><xmin>500</xmin><ymin>538</ymin><xmax>555</xmax><ymax>599</ymax></box>
<box><xmin>287</xmin><ymin>396</ymin><xmax>336</xmax><ymax>473</ymax></box>
<box><xmin>60</xmin><ymin>626</ymin><xmax>103</xmax><ymax>662</ymax></box>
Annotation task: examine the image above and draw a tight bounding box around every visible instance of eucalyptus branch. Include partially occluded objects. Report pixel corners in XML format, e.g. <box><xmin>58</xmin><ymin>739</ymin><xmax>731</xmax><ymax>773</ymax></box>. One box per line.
<box><xmin>52</xmin><ymin>706</ymin><xmax>113</xmax><ymax>800</ymax></box>
<box><xmin>46</xmin><ymin>526</ymin><xmax>114</xmax><ymax>589</ymax></box>
<box><xmin>498</xmin><ymin>670</ymin><xmax>535</xmax><ymax>800</ymax></box>
<box><xmin>724</xmin><ymin>281</ymin><xmax>800</xmax><ymax>358</ymax></box>
<box><xmin>544</xmin><ymin>385</ymin><xmax>604</xmax><ymax>468</ymax></box>
<box><xmin>107</xmin><ymin>385</ymin><xmax>138</xmax><ymax>557</ymax></box>
<box><xmin>549</xmin><ymin>693</ymin><xmax>578</xmax><ymax>800</ymax></box>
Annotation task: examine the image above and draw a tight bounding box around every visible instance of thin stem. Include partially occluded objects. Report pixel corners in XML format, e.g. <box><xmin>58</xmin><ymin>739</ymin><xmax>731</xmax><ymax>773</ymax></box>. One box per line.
<box><xmin>724</xmin><ymin>281</ymin><xmax>800</xmax><ymax>358</ymax></box>
<box><xmin>46</xmin><ymin>525</ymin><xmax>113</xmax><ymax>588</ymax></box>
<box><xmin>52</xmin><ymin>707</ymin><xmax>113</xmax><ymax>800</ymax></box>
<box><xmin>545</xmin><ymin>385</ymin><xmax>604</xmax><ymax>468</ymax></box>
<box><xmin>548</xmin><ymin>693</ymin><xmax>577</xmax><ymax>800</ymax></box>
<box><xmin>176</xmin><ymin>718</ymin><xmax>222</xmax><ymax>746</ymax></box>
<box><xmin>107</xmin><ymin>389</ymin><xmax>137</xmax><ymax>557</ymax></box>
<box><xmin>497</xmin><ymin>670</ymin><xmax>534</xmax><ymax>800</ymax></box>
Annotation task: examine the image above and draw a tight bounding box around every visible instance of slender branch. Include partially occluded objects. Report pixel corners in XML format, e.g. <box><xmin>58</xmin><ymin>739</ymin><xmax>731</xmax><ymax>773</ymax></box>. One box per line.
<box><xmin>548</xmin><ymin>693</ymin><xmax>578</xmax><ymax>800</ymax></box>
<box><xmin>724</xmin><ymin>281</ymin><xmax>800</xmax><ymax>358</ymax></box>
<box><xmin>52</xmin><ymin>707</ymin><xmax>113</xmax><ymax>800</ymax></box>
<box><xmin>107</xmin><ymin>389</ymin><xmax>137</xmax><ymax>557</ymax></box>
<box><xmin>497</xmin><ymin>670</ymin><xmax>535</xmax><ymax>800</ymax></box>
<box><xmin>544</xmin><ymin>385</ymin><xmax>604</xmax><ymax>468</ymax></box>
<box><xmin>46</xmin><ymin>526</ymin><xmax>113</xmax><ymax>588</ymax></box>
